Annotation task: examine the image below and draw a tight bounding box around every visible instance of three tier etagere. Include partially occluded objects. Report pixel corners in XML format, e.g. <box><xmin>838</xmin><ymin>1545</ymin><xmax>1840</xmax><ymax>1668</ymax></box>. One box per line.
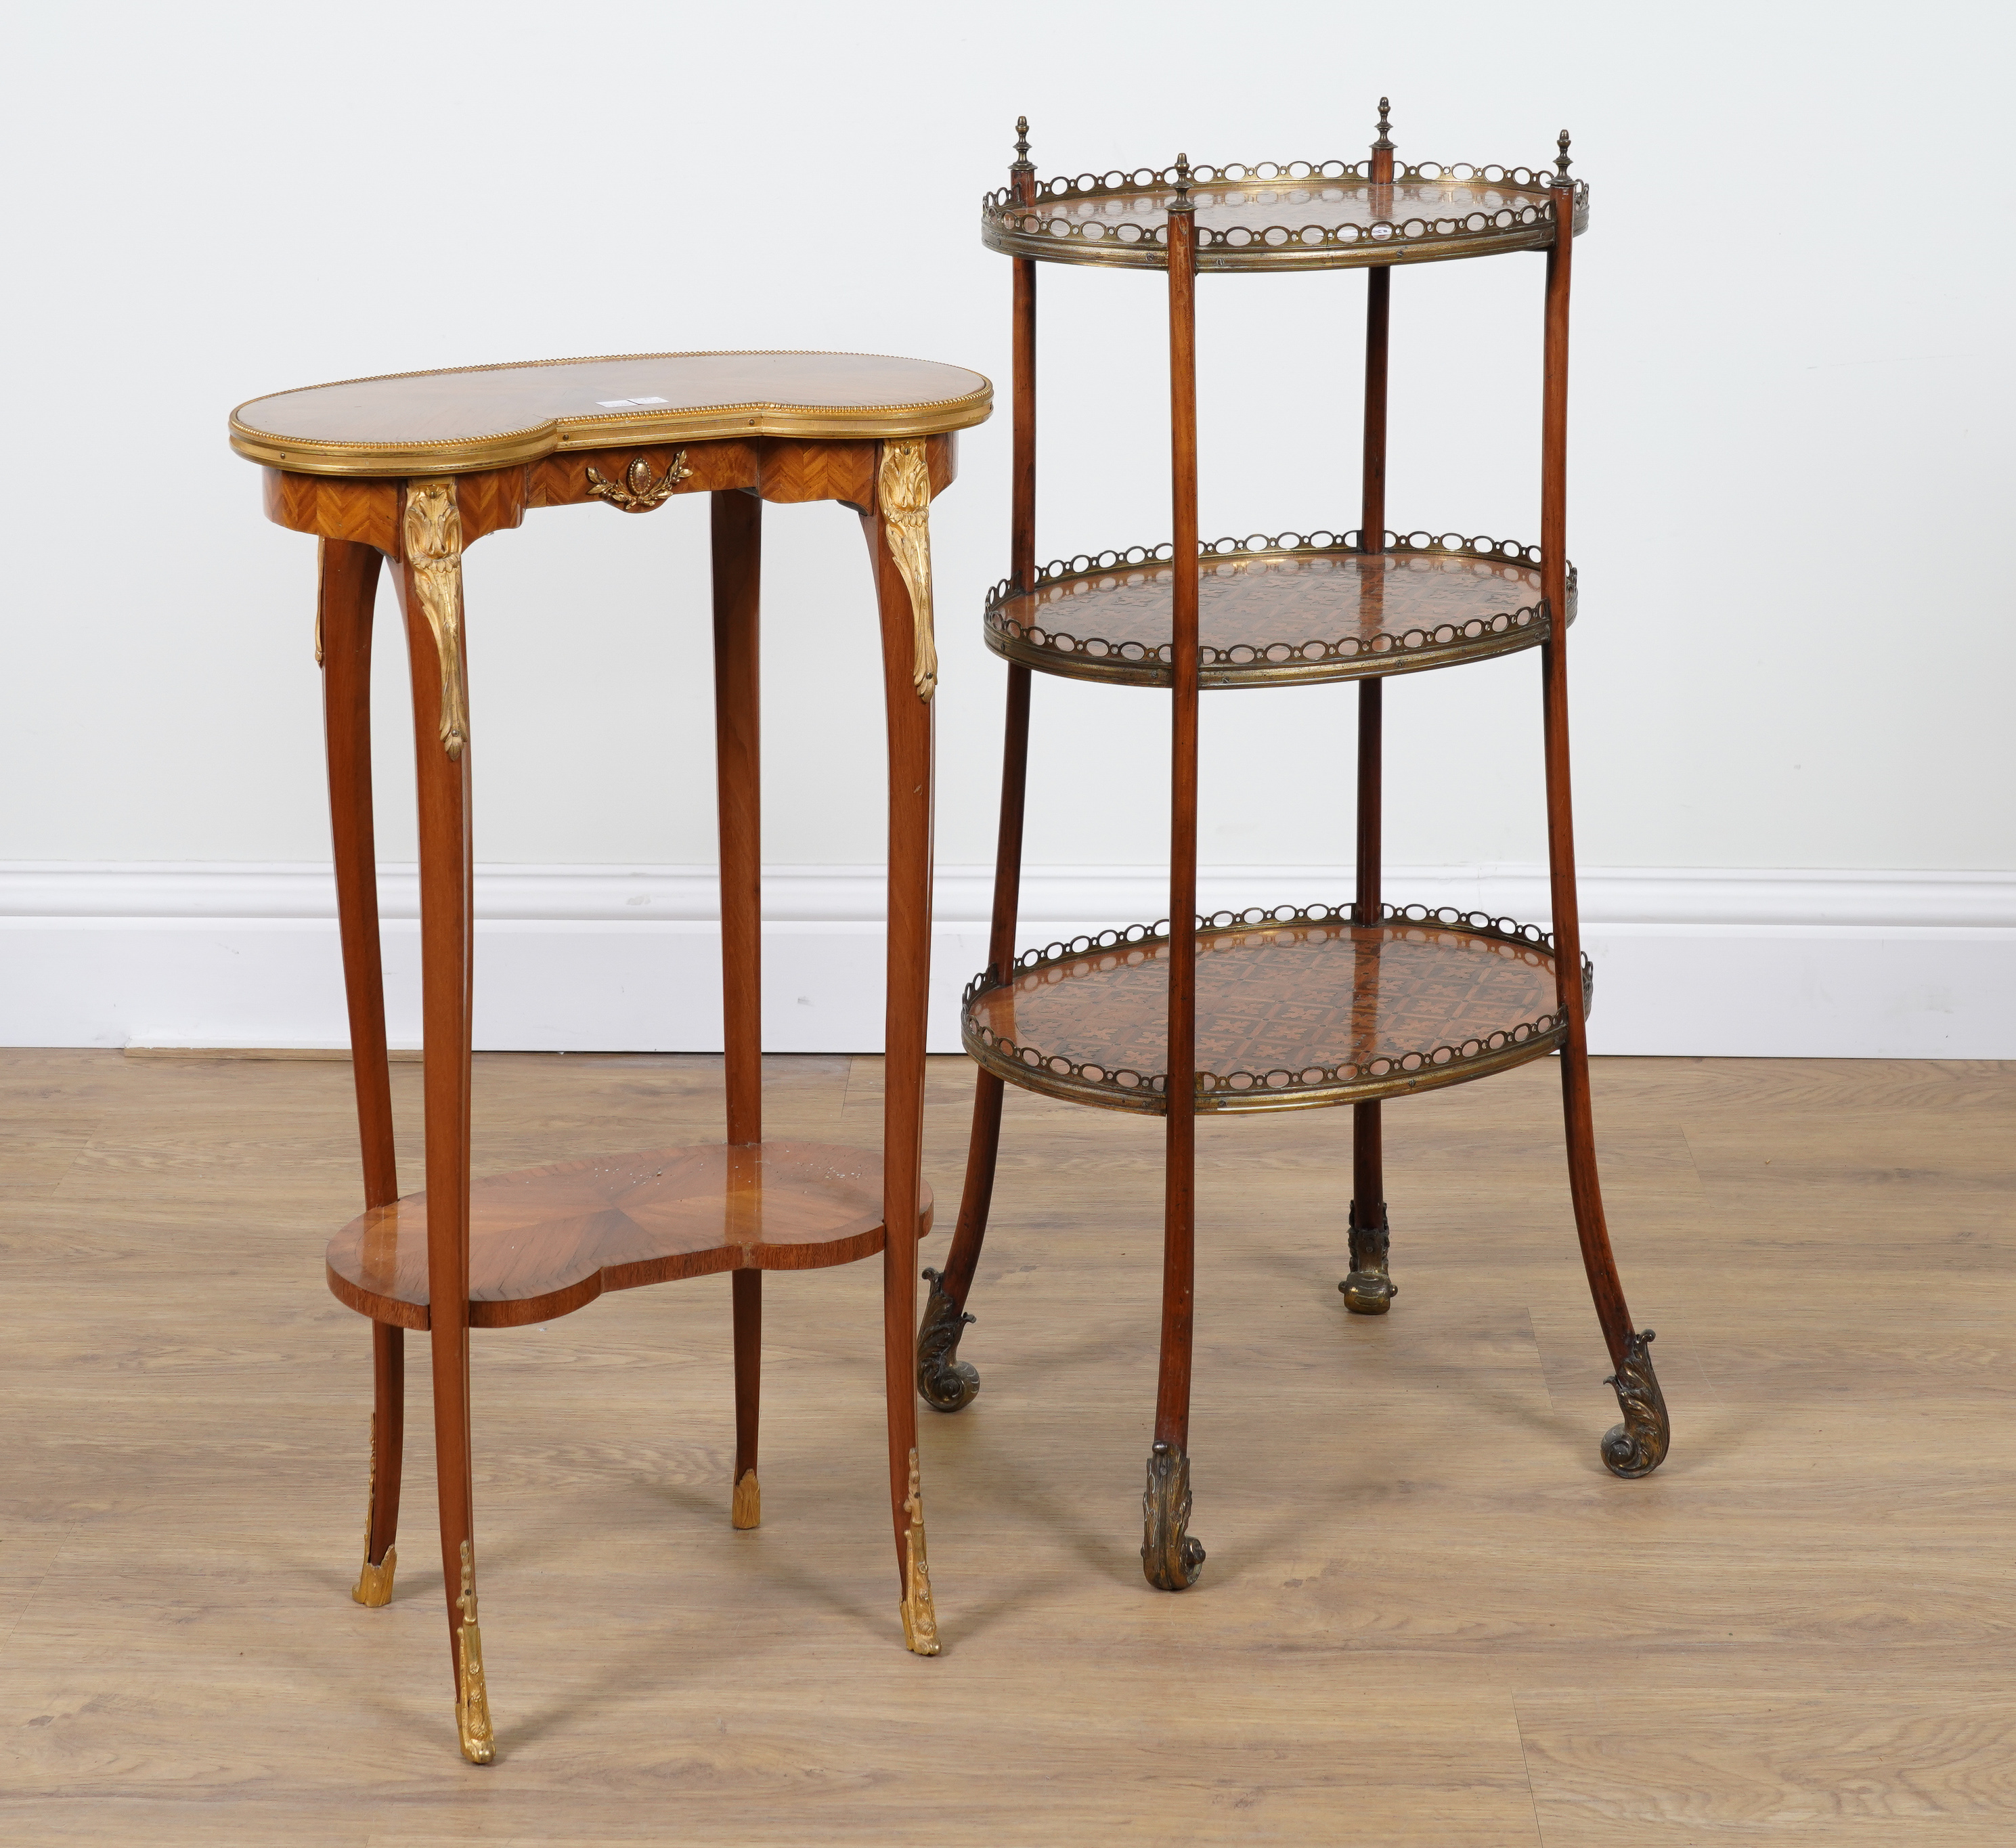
<box><xmin>917</xmin><ymin>108</ymin><xmax>1672</xmax><ymax>1589</ymax></box>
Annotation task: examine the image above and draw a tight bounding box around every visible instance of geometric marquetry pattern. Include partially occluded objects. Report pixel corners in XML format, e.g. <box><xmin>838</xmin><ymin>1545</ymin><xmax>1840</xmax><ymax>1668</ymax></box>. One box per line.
<box><xmin>963</xmin><ymin>904</ymin><xmax>1595</xmax><ymax>1116</ymax></box>
<box><xmin>985</xmin><ymin>530</ymin><xmax>1575</xmax><ymax>688</ymax></box>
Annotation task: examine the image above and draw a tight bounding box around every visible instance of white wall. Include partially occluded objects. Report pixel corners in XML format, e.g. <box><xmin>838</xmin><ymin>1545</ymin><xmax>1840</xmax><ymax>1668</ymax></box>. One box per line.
<box><xmin>2</xmin><ymin>2</ymin><xmax>2011</xmax><ymax>1051</ymax></box>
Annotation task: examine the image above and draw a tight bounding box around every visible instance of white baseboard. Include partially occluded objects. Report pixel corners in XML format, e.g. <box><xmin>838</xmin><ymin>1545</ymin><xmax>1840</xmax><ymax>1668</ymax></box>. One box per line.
<box><xmin>2</xmin><ymin>862</ymin><xmax>2011</xmax><ymax>1057</ymax></box>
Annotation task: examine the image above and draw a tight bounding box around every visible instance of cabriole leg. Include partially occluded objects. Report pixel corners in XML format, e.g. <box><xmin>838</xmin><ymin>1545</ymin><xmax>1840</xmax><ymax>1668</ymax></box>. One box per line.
<box><xmin>863</xmin><ymin>441</ymin><xmax>941</xmax><ymax>1653</ymax></box>
<box><xmin>929</xmin><ymin>204</ymin><xmax>1041</xmax><ymax>1415</ymax></box>
<box><xmin>1537</xmin><ymin>183</ymin><xmax>1669</xmax><ymax>1480</ymax></box>
<box><xmin>713</xmin><ymin>489</ymin><xmax>766</xmax><ymax>1527</ymax></box>
<box><xmin>318</xmin><ymin>536</ymin><xmax>409</xmax><ymax>1598</ymax></box>
<box><xmin>355</xmin><ymin>1324</ymin><xmax>404</xmax><ymax>1604</ymax></box>
<box><xmin>395</xmin><ymin>478</ymin><xmax>494</xmax><ymax>1761</ymax></box>
<box><xmin>731</xmin><ymin>1271</ymin><xmax>762</xmax><ymax>1528</ymax></box>
<box><xmin>925</xmin><ymin>662</ymin><xmax>1031</xmax><ymax>1412</ymax></box>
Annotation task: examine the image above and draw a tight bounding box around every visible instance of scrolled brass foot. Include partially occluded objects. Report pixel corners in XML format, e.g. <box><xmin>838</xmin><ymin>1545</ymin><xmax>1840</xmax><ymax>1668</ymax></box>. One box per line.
<box><xmin>1340</xmin><ymin>1219</ymin><xmax>1398</xmax><ymax>1316</ymax></box>
<box><xmin>1600</xmin><ymin>1328</ymin><xmax>1671</xmax><ymax>1479</ymax></box>
<box><xmin>454</xmin><ymin>1541</ymin><xmax>495</xmax><ymax>1764</ymax></box>
<box><xmin>898</xmin><ymin>1449</ymin><xmax>941</xmax><ymax>1655</ymax></box>
<box><xmin>732</xmin><ymin>1468</ymin><xmax>761</xmax><ymax>1530</ymax></box>
<box><xmin>353</xmin><ymin>1547</ymin><xmax>396</xmax><ymax>1607</ymax></box>
<box><xmin>1141</xmin><ymin>1440</ymin><xmax>1206</xmax><ymax>1591</ymax></box>
<box><xmin>917</xmin><ymin>1267</ymin><xmax>980</xmax><ymax>1413</ymax></box>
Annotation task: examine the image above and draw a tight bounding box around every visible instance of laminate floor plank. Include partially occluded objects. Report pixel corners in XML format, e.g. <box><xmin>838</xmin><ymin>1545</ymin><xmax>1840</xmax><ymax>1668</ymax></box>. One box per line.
<box><xmin>0</xmin><ymin>1049</ymin><xmax>2010</xmax><ymax>1843</ymax></box>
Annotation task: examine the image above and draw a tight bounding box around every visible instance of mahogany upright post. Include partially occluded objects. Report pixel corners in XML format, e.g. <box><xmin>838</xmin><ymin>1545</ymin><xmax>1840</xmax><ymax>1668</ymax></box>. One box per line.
<box><xmin>1344</xmin><ymin>100</ymin><xmax>1400</xmax><ymax>1317</ymax></box>
<box><xmin>1142</xmin><ymin>159</ymin><xmax>1206</xmax><ymax>1593</ymax></box>
<box><xmin>1538</xmin><ymin>133</ymin><xmax>1669</xmax><ymax>1478</ymax></box>
<box><xmin>711</xmin><ymin>488</ymin><xmax>766</xmax><ymax>1529</ymax></box>
<box><xmin>319</xmin><ymin>538</ymin><xmax>405</xmax><ymax>1606</ymax></box>
<box><xmin>921</xmin><ymin>119</ymin><xmax>1042</xmax><ymax>1414</ymax></box>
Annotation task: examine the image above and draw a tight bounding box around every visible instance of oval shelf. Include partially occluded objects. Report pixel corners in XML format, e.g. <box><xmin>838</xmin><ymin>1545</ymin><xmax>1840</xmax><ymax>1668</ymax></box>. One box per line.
<box><xmin>326</xmin><ymin>1141</ymin><xmax>936</xmax><ymax>1329</ymax></box>
<box><xmin>963</xmin><ymin>906</ymin><xmax>1592</xmax><ymax>1116</ymax></box>
<box><xmin>982</xmin><ymin>160</ymin><xmax>1587</xmax><ymax>273</ymax></box>
<box><xmin>986</xmin><ymin>530</ymin><xmax>1571</xmax><ymax>688</ymax></box>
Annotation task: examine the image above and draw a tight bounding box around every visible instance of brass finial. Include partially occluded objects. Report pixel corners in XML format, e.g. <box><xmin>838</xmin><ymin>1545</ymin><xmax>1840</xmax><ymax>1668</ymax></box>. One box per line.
<box><xmin>1374</xmin><ymin>97</ymin><xmax>1394</xmax><ymax>152</ymax></box>
<box><xmin>1555</xmin><ymin>129</ymin><xmax>1573</xmax><ymax>181</ymax></box>
<box><xmin>1170</xmin><ymin>152</ymin><xmax>1195</xmax><ymax>212</ymax></box>
<box><xmin>1011</xmin><ymin>114</ymin><xmax>1032</xmax><ymax>173</ymax></box>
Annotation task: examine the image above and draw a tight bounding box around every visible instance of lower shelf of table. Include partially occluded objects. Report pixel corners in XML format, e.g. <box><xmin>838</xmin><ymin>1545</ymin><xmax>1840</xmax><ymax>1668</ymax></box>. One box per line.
<box><xmin>326</xmin><ymin>1141</ymin><xmax>936</xmax><ymax>1330</ymax></box>
<box><xmin>963</xmin><ymin>904</ymin><xmax>1591</xmax><ymax>1116</ymax></box>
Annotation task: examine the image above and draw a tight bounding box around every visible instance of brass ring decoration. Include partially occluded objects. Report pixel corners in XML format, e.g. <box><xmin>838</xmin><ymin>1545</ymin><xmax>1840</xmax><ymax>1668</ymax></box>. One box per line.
<box><xmin>962</xmin><ymin>902</ymin><xmax>1596</xmax><ymax>1116</ymax></box>
<box><xmin>585</xmin><ymin>451</ymin><xmax>692</xmax><ymax>512</ymax></box>
<box><xmin>403</xmin><ymin>481</ymin><xmax>469</xmax><ymax>760</ymax></box>
<box><xmin>981</xmin><ymin>159</ymin><xmax>1590</xmax><ymax>273</ymax></box>
<box><xmin>984</xmin><ymin>527</ymin><xmax>1574</xmax><ymax>688</ymax></box>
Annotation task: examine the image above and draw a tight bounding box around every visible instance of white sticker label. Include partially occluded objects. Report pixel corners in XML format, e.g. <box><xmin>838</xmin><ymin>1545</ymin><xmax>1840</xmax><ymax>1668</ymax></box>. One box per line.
<box><xmin>594</xmin><ymin>395</ymin><xmax>670</xmax><ymax>409</ymax></box>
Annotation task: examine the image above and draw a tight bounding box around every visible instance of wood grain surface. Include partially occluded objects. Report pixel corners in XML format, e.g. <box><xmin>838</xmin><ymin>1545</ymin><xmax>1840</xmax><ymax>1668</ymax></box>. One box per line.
<box><xmin>324</xmin><ymin>1141</ymin><xmax>938</xmax><ymax>1329</ymax></box>
<box><xmin>232</xmin><ymin>352</ymin><xmax>991</xmax><ymax>474</ymax></box>
<box><xmin>0</xmin><ymin>1049</ymin><xmax>2011</xmax><ymax>1843</ymax></box>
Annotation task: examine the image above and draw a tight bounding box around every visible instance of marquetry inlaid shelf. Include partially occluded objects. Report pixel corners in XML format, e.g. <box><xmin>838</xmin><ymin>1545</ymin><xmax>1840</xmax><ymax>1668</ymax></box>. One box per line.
<box><xmin>986</xmin><ymin>531</ymin><xmax>1575</xmax><ymax>688</ymax></box>
<box><xmin>326</xmin><ymin>1143</ymin><xmax>937</xmax><ymax>1330</ymax></box>
<box><xmin>963</xmin><ymin>906</ymin><xmax>1594</xmax><ymax>1116</ymax></box>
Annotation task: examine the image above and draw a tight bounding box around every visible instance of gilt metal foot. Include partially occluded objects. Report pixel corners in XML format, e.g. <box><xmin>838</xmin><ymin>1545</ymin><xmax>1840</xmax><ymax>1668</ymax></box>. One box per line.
<box><xmin>353</xmin><ymin>1549</ymin><xmax>396</xmax><ymax>1607</ymax></box>
<box><xmin>899</xmin><ymin>1449</ymin><xmax>941</xmax><ymax>1654</ymax></box>
<box><xmin>454</xmin><ymin>1541</ymin><xmax>494</xmax><ymax>1764</ymax></box>
<box><xmin>732</xmin><ymin>1468</ymin><xmax>761</xmax><ymax>1530</ymax></box>
<box><xmin>1340</xmin><ymin>1219</ymin><xmax>1398</xmax><ymax>1315</ymax></box>
<box><xmin>1141</xmin><ymin>1440</ymin><xmax>1206</xmax><ymax>1591</ymax></box>
<box><xmin>917</xmin><ymin>1267</ymin><xmax>980</xmax><ymax>1413</ymax></box>
<box><xmin>351</xmin><ymin>1424</ymin><xmax>395</xmax><ymax>1605</ymax></box>
<box><xmin>1600</xmin><ymin>1328</ymin><xmax>1671</xmax><ymax>1478</ymax></box>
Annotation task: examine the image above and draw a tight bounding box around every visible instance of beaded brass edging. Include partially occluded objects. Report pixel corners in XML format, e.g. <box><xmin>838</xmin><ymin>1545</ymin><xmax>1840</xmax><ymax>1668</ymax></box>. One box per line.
<box><xmin>982</xmin><ymin>160</ymin><xmax>1590</xmax><ymax>273</ymax></box>
<box><xmin>984</xmin><ymin>528</ymin><xmax>1575</xmax><ymax>688</ymax></box>
<box><xmin>962</xmin><ymin>904</ymin><xmax>1596</xmax><ymax>1117</ymax></box>
<box><xmin>228</xmin><ymin>349</ymin><xmax>993</xmax><ymax>477</ymax></box>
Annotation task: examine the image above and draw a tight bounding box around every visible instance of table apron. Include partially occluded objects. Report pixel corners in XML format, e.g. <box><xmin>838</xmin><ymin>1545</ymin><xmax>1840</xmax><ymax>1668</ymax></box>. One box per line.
<box><xmin>262</xmin><ymin>433</ymin><xmax>959</xmax><ymax>548</ymax></box>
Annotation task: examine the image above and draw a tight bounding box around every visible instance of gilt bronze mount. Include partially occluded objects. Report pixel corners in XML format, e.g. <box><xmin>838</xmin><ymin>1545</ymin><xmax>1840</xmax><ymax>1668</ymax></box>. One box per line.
<box><xmin>916</xmin><ymin>1266</ymin><xmax>980</xmax><ymax>1413</ymax></box>
<box><xmin>586</xmin><ymin>451</ymin><xmax>691</xmax><ymax>511</ymax></box>
<box><xmin>1600</xmin><ymin>1329</ymin><xmax>1670</xmax><ymax>1479</ymax></box>
<box><xmin>1141</xmin><ymin>1440</ymin><xmax>1206</xmax><ymax>1591</ymax></box>
<box><xmin>1340</xmin><ymin>1214</ymin><xmax>1397</xmax><ymax>1315</ymax></box>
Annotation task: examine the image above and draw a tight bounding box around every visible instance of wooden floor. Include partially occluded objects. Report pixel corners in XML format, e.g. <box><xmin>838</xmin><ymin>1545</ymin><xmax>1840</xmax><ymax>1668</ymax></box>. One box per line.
<box><xmin>1</xmin><ymin>1048</ymin><xmax>2011</xmax><ymax>1845</ymax></box>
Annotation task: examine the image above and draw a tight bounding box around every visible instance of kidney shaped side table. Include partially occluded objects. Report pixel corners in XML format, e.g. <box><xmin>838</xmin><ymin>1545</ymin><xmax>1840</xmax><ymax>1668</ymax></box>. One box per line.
<box><xmin>229</xmin><ymin>351</ymin><xmax>991</xmax><ymax>1761</ymax></box>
